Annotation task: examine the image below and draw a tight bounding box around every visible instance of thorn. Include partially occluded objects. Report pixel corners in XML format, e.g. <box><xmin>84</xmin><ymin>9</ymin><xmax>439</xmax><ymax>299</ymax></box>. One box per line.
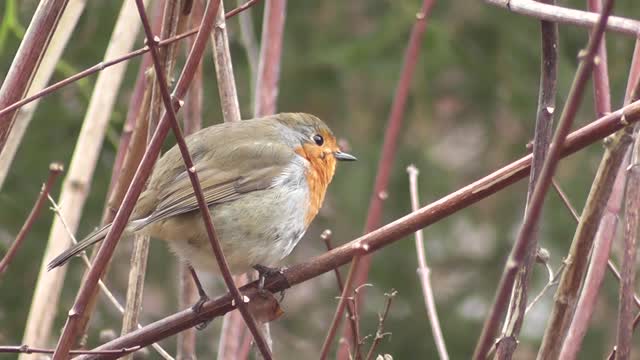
<box><xmin>378</xmin><ymin>190</ymin><xmax>388</xmax><ymax>200</ymax></box>
<box><xmin>545</xmin><ymin>106</ymin><xmax>555</xmax><ymax>115</ymax></box>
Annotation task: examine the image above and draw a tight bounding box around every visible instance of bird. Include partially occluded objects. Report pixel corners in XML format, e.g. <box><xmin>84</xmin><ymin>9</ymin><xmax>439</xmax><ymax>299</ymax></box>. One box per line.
<box><xmin>47</xmin><ymin>113</ymin><xmax>356</xmax><ymax>280</ymax></box>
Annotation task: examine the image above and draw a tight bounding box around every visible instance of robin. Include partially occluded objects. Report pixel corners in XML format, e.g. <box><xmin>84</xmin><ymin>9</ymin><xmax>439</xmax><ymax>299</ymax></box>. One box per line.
<box><xmin>48</xmin><ymin>113</ymin><xmax>356</xmax><ymax>281</ymax></box>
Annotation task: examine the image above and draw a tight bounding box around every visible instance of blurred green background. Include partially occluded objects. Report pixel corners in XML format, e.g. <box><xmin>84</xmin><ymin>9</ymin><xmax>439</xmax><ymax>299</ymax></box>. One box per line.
<box><xmin>1</xmin><ymin>0</ymin><xmax>639</xmax><ymax>358</ymax></box>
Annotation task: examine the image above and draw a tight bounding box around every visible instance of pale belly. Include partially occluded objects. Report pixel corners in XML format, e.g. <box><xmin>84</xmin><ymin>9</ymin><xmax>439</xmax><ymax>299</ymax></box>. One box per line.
<box><xmin>140</xmin><ymin>184</ymin><xmax>309</xmax><ymax>275</ymax></box>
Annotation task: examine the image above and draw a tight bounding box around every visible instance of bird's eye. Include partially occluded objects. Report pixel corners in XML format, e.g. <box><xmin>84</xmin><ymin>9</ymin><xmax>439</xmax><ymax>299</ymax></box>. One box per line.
<box><xmin>313</xmin><ymin>134</ymin><xmax>324</xmax><ymax>146</ymax></box>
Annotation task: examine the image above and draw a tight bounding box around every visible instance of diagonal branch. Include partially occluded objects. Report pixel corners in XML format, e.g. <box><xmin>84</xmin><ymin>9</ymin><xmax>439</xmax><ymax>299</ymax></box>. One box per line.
<box><xmin>133</xmin><ymin>1</ymin><xmax>272</xmax><ymax>358</ymax></box>
<box><xmin>474</xmin><ymin>1</ymin><xmax>615</xmax><ymax>357</ymax></box>
<box><xmin>50</xmin><ymin>1</ymin><xmax>223</xmax><ymax>358</ymax></box>
<box><xmin>77</xmin><ymin>96</ymin><xmax>640</xmax><ymax>359</ymax></box>
<box><xmin>0</xmin><ymin>163</ymin><xmax>63</xmax><ymax>276</ymax></box>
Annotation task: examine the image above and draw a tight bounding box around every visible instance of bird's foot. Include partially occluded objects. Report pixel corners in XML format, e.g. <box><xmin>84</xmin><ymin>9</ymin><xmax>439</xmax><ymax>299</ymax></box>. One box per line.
<box><xmin>253</xmin><ymin>264</ymin><xmax>284</xmax><ymax>294</ymax></box>
<box><xmin>188</xmin><ymin>265</ymin><xmax>212</xmax><ymax>330</ymax></box>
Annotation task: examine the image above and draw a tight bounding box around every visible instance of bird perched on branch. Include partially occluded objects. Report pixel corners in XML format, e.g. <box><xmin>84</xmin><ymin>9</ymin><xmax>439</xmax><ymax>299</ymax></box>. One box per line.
<box><xmin>48</xmin><ymin>113</ymin><xmax>356</xmax><ymax>281</ymax></box>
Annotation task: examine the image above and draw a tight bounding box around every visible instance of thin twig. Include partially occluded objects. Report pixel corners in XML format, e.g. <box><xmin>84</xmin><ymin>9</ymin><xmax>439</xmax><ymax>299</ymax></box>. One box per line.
<box><xmin>47</xmin><ymin>195</ymin><xmax>174</xmax><ymax>360</ymax></box>
<box><xmin>406</xmin><ymin>165</ymin><xmax>448</xmax><ymax>360</ymax></box>
<box><xmin>524</xmin><ymin>259</ymin><xmax>565</xmax><ymax>315</ymax></box>
<box><xmin>134</xmin><ymin>1</ymin><xmax>272</xmax><ymax>358</ymax></box>
<box><xmin>475</xmin><ymin>1</ymin><xmax>615</xmax><ymax>357</ymax></box>
<box><xmin>551</xmin><ymin>180</ymin><xmax>640</xmax><ymax>309</ymax></box>
<box><xmin>331</xmin><ymin>3</ymin><xmax>437</xmax><ymax>358</ymax></box>
<box><xmin>0</xmin><ymin>163</ymin><xmax>63</xmax><ymax>276</ymax></box>
<box><xmin>79</xmin><ymin>98</ymin><xmax>640</xmax><ymax>358</ymax></box>
<box><xmin>50</xmin><ymin>0</ymin><xmax>223</xmax><ymax>357</ymax></box>
<box><xmin>483</xmin><ymin>0</ymin><xmax>640</xmax><ymax>37</ymax></box>
<box><xmin>0</xmin><ymin>345</ymin><xmax>141</xmax><ymax>355</ymax></box>
<box><xmin>364</xmin><ymin>290</ymin><xmax>397</xmax><ymax>360</ymax></box>
<box><xmin>0</xmin><ymin>0</ymin><xmax>263</xmax><ymax>120</ymax></box>
<box><xmin>320</xmin><ymin>229</ymin><xmax>359</xmax><ymax>348</ymax></box>
<box><xmin>495</xmin><ymin>0</ymin><xmax>558</xmax><ymax>355</ymax></box>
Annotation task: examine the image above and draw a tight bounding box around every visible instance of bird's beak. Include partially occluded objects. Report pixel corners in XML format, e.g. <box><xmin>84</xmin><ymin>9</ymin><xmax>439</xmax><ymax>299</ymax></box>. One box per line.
<box><xmin>334</xmin><ymin>151</ymin><xmax>357</xmax><ymax>161</ymax></box>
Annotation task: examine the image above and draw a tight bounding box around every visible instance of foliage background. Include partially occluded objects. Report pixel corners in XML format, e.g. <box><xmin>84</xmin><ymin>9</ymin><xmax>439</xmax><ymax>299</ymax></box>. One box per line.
<box><xmin>1</xmin><ymin>0</ymin><xmax>639</xmax><ymax>358</ymax></box>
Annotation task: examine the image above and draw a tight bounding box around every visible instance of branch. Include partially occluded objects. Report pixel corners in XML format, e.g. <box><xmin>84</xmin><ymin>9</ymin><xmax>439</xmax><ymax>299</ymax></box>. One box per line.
<box><xmin>475</xmin><ymin>1</ymin><xmax>615</xmax><ymax>356</ymax></box>
<box><xmin>0</xmin><ymin>163</ymin><xmax>63</xmax><ymax>276</ymax></box>
<box><xmin>24</xmin><ymin>0</ymin><xmax>147</xmax><ymax>352</ymax></box>
<box><xmin>0</xmin><ymin>0</ymin><xmax>68</xmax><ymax>153</ymax></box>
<box><xmin>134</xmin><ymin>1</ymin><xmax>272</xmax><ymax>358</ymax></box>
<box><xmin>495</xmin><ymin>0</ymin><xmax>558</xmax><ymax>355</ymax></box>
<box><xmin>76</xmin><ymin>97</ymin><xmax>640</xmax><ymax>359</ymax></box>
<box><xmin>47</xmin><ymin>194</ymin><xmax>174</xmax><ymax>360</ymax></box>
<box><xmin>615</xmin><ymin>139</ymin><xmax>640</xmax><ymax>359</ymax></box>
<box><xmin>407</xmin><ymin>165</ymin><xmax>449</xmax><ymax>360</ymax></box>
<box><xmin>50</xmin><ymin>0</ymin><xmax>223</xmax><ymax>357</ymax></box>
<box><xmin>253</xmin><ymin>0</ymin><xmax>286</xmax><ymax>117</ymax></box>
<box><xmin>331</xmin><ymin>2</ymin><xmax>437</xmax><ymax>358</ymax></box>
<box><xmin>0</xmin><ymin>0</ymin><xmax>263</xmax><ymax>120</ymax></box>
<box><xmin>483</xmin><ymin>0</ymin><xmax>640</xmax><ymax>37</ymax></box>
<box><xmin>0</xmin><ymin>345</ymin><xmax>140</xmax><ymax>356</ymax></box>
<box><xmin>364</xmin><ymin>290</ymin><xmax>397</xmax><ymax>360</ymax></box>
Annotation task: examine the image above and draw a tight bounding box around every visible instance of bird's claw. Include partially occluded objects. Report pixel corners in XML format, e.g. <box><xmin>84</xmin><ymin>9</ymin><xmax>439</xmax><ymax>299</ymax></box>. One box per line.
<box><xmin>253</xmin><ymin>264</ymin><xmax>283</xmax><ymax>293</ymax></box>
<box><xmin>192</xmin><ymin>295</ymin><xmax>211</xmax><ymax>330</ymax></box>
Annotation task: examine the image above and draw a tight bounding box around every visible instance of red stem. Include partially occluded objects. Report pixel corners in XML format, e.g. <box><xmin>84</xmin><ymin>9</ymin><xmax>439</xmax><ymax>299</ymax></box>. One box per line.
<box><xmin>0</xmin><ymin>163</ymin><xmax>63</xmax><ymax>276</ymax></box>
<box><xmin>328</xmin><ymin>2</ymin><xmax>437</xmax><ymax>358</ymax></box>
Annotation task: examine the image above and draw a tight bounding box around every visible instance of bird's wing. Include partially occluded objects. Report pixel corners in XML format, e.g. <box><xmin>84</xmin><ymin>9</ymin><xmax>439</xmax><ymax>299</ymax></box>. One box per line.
<box><xmin>139</xmin><ymin>140</ymin><xmax>298</xmax><ymax>225</ymax></box>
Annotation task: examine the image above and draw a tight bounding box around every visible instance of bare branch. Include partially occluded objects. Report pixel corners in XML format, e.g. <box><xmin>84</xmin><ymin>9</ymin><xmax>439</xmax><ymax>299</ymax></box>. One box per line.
<box><xmin>76</xmin><ymin>97</ymin><xmax>640</xmax><ymax>359</ymax></box>
<box><xmin>483</xmin><ymin>0</ymin><xmax>640</xmax><ymax>37</ymax></box>
<box><xmin>330</xmin><ymin>2</ymin><xmax>437</xmax><ymax>358</ymax></box>
<box><xmin>475</xmin><ymin>1</ymin><xmax>615</xmax><ymax>357</ymax></box>
<box><xmin>407</xmin><ymin>165</ymin><xmax>449</xmax><ymax>360</ymax></box>
<box><xmin>0</xmin><ymin>163</ymin><xmax>63</xmax><ymax>276</ymax></box>
<box><xmin>50</xmin><ymin>0</ymin><xmax>223</xmax><ymax>357</ymax></box>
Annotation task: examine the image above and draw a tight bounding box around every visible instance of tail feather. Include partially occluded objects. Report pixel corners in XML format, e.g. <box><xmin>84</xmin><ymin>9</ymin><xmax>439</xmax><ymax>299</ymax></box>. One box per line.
<box><xmin>47</xmin><ymin>223</ymin><xmax>113</xmax><ymax>270</ymax></box>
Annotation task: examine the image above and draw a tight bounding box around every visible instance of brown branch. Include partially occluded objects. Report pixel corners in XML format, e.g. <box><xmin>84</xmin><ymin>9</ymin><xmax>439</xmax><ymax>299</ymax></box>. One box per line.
<box><xmin>50</xmin><ymin>0</ymin><xmax>223</xmax><ymax>358</ymax></box>
<box><xmin>558</xmin><ymin>30</ymin><xmax>640</xmax><ymax>360</ymax></box>
<box><xmin>615</xmin><ymin>139</ymin><xmax>640</xmax><ymax>360</ymax></box>
<box><xmin>76</xmin><ymin>96</ymin><xmax>640</xmax><ymax>359</ymax></box>
<box><xmin>134</xmin><ymin>1</ymin><xmax>272</xmax><ymax>358</ymax></box>
<box><xmin>253</xmin><ymin>0</ymin><xmax>287</xmax><ymax>117</ymax></box>
<box><xmin>407</xmin><ymin>165</ymin><xmax>449</xmax><ymax>360</ymax></box>
<box><xmin>364</xmin><ymin>290</ymin><xmax>397</xmax><ymax>360</ymax></box>
<box><xmin>475</xmin><ymin>1</ymin><xmax>615</xmax><ymax>357</ymax></box>
<box><xmin>495</xmin><ymin>0</ymin><xmax>558</xmax><ymax>355</ymax></box>
<box><xmin>330</xmin><ymin>3</ymin><xmax>437</xmax><ymax>358</ymax></box>
<box><xmin>588</xmin><ymin>0</ymin><xmax>612</xmax><ymax>118</ymax></box>
<box><xmin>0</xmin><ymin>0</ymin><xmax>68</xmax><ymax>153</ymax></box>
<box><xmin>210</xmin><ymin>0</ymin><xmax>242</xmax><ymax>123</ymax></box>
<box><xmin>178</xmin><ymin>3</ymin><xmax>203</xmax><ymax>359</ymax></box>
<box><xmin>483</xmin><ymin>0</ymin><xmax>640</xmax><ymax>37</ymax></box>
<box><xmin>320</xmin><ymin>229</ymin><xmax>359</xmax><ymax>347</ymax></box>
<box><xmin>0</xmin><ymin>163</ymin><xmax>63</xmax><ymax>276</ymax></box>
<box><xmin>0</xmin><ymin>0</ymin><xmax>263</xmax><ymax>120</ymax></box>
<box><xmin>0</xmin><ymin>345</ymin><xmax>140</xmax><ymax>356</ymax></box>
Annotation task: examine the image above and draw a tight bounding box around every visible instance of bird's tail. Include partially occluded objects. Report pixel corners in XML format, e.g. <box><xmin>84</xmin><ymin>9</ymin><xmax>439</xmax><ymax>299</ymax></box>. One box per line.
<box><xmin>46</xmin><ymin>218</ymin><xmax>147</xmax><ymax>271</ymax></box>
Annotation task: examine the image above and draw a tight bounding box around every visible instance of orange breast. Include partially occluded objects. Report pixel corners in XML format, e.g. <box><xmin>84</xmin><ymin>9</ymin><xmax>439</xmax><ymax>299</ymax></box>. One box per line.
<box><xmin>296</xmin><ymin>143</ymin><xmax>337</xmax><ymax>226</ymax></box>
